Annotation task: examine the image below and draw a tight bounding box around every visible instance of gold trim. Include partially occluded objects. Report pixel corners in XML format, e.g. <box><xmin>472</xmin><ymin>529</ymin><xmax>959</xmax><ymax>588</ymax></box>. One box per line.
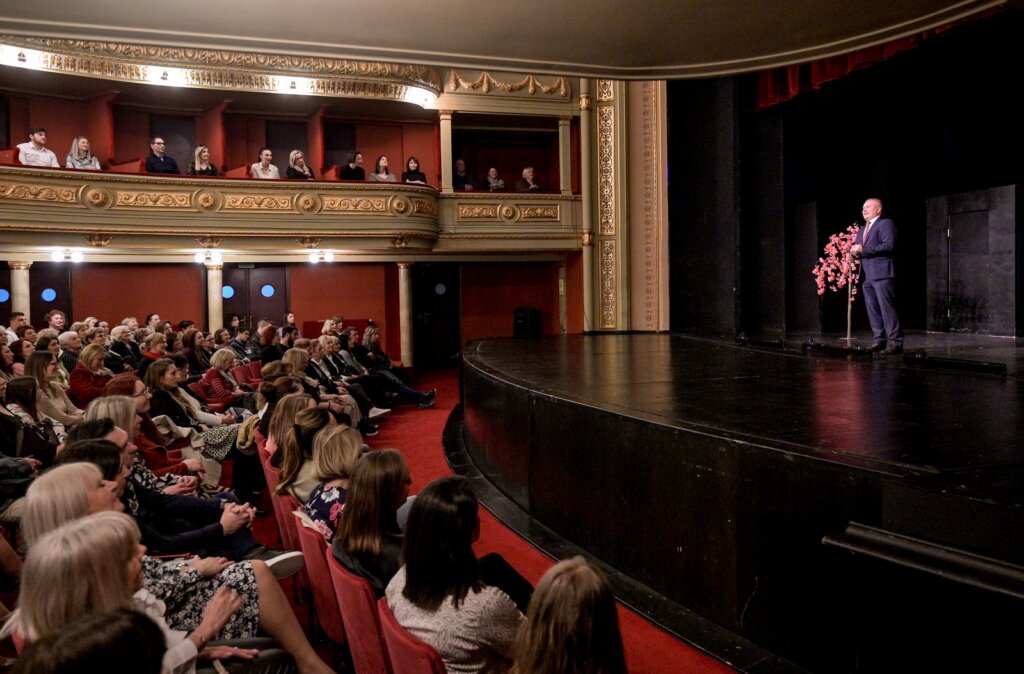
<box><xmin>0</xmin><ymin>183</ymin><xmax>78</xmax><ymax>203</ymax></box>
<box><xmin>297</xmin><ymin>237</ymin><xmax>322</xmax><ymax>248</ymax></box>
<box><xmin>582</xmin><ymin>231</ymin><xmax>594</xmax><ymax>246</ymax></box>
<box><xmin>223</xmin><ymin>195</ymin><xmax>293</xmax><ymax>210</ymax></box>
<box><xmin>597</xmin><ymin>79</ymin><xmax>615</xmax><ymax>101</ymax></box>
<box><xmin>458</xmin><ymin>205</ymin><xmax>499</xmax><ymax>220</ymax></box>
<box><xmin>446</xmin><ymin>71</ymin><xmax>568</xmax><ymax>97</ymax></box>
<box><xmin>600</xmin><ymin>240</ymin><xmax>616</xmax><ymax>329</ymax></box>
<box><xmin>389</xmin><ymin>237</ymin><xmax>409</xmax><ymax>249</ymax></box>
<box><xmin>597</xmin><ymin>106</ymin><xmax>615</xmax><ymax>235</ymax></box>
<box><xmin>196</xmin><ymin>236</ymin><xmax>223</xmax><ymax>248</ymax></box>
<box><xmin>3</xmin><ymin>35</ymin><xmax>442</xmax><ymax>93</ymax></box>
<box><xmin>321</xmin><ymin>196</ymin><xmax>387</xmax><ymax>212</ymax></box>
<box><xmin>84</xmin><ymin>233</ymin><xmax>112</xmax><ymax>247</ymax></box>
<box><xmin>640</xmin><ymin>81</ymin><xmax>660</xmax><ymax>329</ymax></box>
<box><xmin>8</xmin><ymin>261</ymin><xmax>33</xmax><ymax>270</ymax></box>
<box><xmin>579</xmin><ymin>93</ymin><xmax>592</xmax><ymax>111</ymax></box>
<box><xmin>115</xmin><ymin>191</ymin><xmax>191</xmax><ymax>208</ymax></box>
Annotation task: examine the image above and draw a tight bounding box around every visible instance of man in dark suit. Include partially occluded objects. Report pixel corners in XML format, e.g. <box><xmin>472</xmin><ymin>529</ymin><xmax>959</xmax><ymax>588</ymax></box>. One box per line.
<box><xmin>852</xmin><ymin>198</ymin><xmax>903</xmax><ymax>354</ymax></box>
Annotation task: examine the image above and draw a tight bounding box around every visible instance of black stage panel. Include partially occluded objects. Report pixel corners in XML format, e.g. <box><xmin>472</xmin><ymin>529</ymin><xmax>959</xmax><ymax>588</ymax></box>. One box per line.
<box><xmin>461</xmin><ymin>334</ymin><xmax>1024</xmax><ymax>672</ymax></box>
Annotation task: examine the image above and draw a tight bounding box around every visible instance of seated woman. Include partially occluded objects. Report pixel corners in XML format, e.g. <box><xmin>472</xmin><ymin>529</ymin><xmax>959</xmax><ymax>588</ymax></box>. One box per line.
<box><xmin>31</xmin><ymin>336</ymin><xmax>68</xmax><ymax>386</ymax></box>
<box><xmin>368</xmin><ymin>155</ymin><xmax>396</xmax><ymax>182</ymax></box>
<box><xmin>401</xmin><ymin>156</ymin><xmax>427</xmax><ymax>185</ymax></box>
<box><xmin>9</xmin><ymin>509</ymin><xmax>333</xmax><ymax>674</ymax></box>
<box><xmin>137</xmin><ymin>332</ymin><xmax>168</xmax><ymax>380</ymax></box>
<box><xmin>165</xmin><ymin>331</ymin><xmax>183</xmax><ymax>359</ymax></box>
<box><xmin>8</xmin><ymin>339</ymin><xmax>33</xmax><ymax>377</ymax></box>
<box><xmin>516</xmin><ymin>166</ymin><xmax>542</xmax><ymax>192</ymax></box>
<box><xmin>274</xmin><ymin>407</ymin><xmax>334</xmax><ymax>502</ymax></box>
<box><xmin>200</xmin><ymin>348</ymin><xmax>258</xmax><ymax>412</ymax></box>
<box><xmin>260</xmin><ymin>327</ymin><xmax>284</xmax><ymax>364</ymax></box>
<box><xmin>302</xmin><ymin>424</ymin><xmax>363</xmax><ymax>540</ymax></box>
<box><xmin>24</xmin><ymin>351</ymin><xmax>84</xmax><ymax>427</ymax></box>
<box><xmin>483</xmin><ymin>167</ymin><xmax>506</xmax><ymax>191</ymax></box>
<box><xmin>279</xmin><ymin>311</ymin><xmax>302</xmax><ymax>339</ymax></box>
<box><xmin>281</xmin><ymin>347</ymin><xmax>368</xmax><ymax>433</ymax></box>
<box><xmin>285</xmin><ymin>150</ymin><xmax>315</xmax><ymax>180</ymax></box>
<box><xmin>512</xmin><ymin>557</ymin><xmax>627</xmax><ymax>674</ymax></box>
<box><xmin>185</xmin><ymin>145</ymin><xmax>219</xmax><ymax>176</ymax></box>
<box><xmin>68</xmin><ymin>343</ymin><xmax>115</xmax><ymax>409</ymax></box>
<box><xmin>0</xmin><ymin>344</ymin><xmax>16</xmax><ymax>380</ymax></box>
<box><xmin>251</xmin><ymin>148</ymin><xmax>280</xmax><ymax>180</ymax></box>
<box><xmin>386</xmin><ymin>476</ymin><xmax>532</xmax><ymax>674</ymax></box>
<box><xmin>65</xmin><ymin>135</ymin><xmax>101</xmax><ymax>170</ymax></box>
<box><xmin>3</xmin><ymin>376</ymin><xmax>65</xmax><ymax>462</ymax></box>
<box><xmin>332</xmin><ymin>448</ymin><xmax>410</xmax><ymax>594</ymax></box>
<box><xmin>181</xmin><ymin>327</ymin><xmax>211</xmax><ymax>375</ymax></box>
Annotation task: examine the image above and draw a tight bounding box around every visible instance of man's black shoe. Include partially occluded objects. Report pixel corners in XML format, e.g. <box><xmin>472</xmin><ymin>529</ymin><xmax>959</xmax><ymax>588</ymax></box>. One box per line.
<box><xmin>882</xmin><ymin>344</ymin><xmax>903</xmax><ymax>355</ymax></box>
<box><xmin>868</xmin><ymin>342</ymin><xmax>887</xmax><ymax>353</ymax></box>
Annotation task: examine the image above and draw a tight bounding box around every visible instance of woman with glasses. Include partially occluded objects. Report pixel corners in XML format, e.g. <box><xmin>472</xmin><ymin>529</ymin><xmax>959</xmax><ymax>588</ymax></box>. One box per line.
<box><xmin>24</xmin><ymin>351</ymin><xmax>84</xmax><ymax>427</ymax></box>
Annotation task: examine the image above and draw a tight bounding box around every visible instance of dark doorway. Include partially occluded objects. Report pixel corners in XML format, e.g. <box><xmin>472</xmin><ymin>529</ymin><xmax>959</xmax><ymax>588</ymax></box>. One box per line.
<box><xmin>412</xmin><ymin>263</ymin><xmax>461</xmax><ymax>371</ymax></box>
<box><xmin>221</xmin><ymin>265</ymin><xmax>289</xmax><ymax>332</ymax></box>
<box><xmin>29</xmin><ymin>262</ymin><xmax>73</xmax><ymax>327</ymax></box>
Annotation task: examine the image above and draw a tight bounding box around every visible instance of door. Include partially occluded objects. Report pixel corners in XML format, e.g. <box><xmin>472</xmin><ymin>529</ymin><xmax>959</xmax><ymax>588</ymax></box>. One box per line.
<box><xmin>221</xmin><ymin>264</ymin><xmax>289</xmax><ymax>332</ymax></box>
<box><xmin>412</xmin><ymin>263</ymin><xmax>461</xmax><ymax>371</ymax></box>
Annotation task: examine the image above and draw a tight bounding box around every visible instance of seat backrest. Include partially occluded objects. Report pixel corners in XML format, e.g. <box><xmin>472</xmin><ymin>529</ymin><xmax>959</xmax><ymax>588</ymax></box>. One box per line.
<box><xmin>377</xmin><ymin>597</ymin><xmax>447</xmax><ymax>674</ymax></box>
<box><xmin>327</xmin><ymin>552</ymin><xmax>393</xmax><ymax>674</ymax></box>
<box><xmin>230</xmin><ymin>365</ymin><xmax>251</xmax><ymax>386</ymax></box>
<box><xmin>0</xmin><ymin>147</ymin><xmax>20</xmax><ymax>165</ymax></box>
<box><xmin>187</xmin><ymin>381</ymin><xmax>208</xmax><ymax>401</ymax></box>
<box><xmin>247</xmin><ymin>360</ymin><xmax>263</xmax><ymax>380</ymax></box>
<box><xmin>293</xmin><ymin>511</ymin><xmax>347</xmax><ymax>645</ymax></box>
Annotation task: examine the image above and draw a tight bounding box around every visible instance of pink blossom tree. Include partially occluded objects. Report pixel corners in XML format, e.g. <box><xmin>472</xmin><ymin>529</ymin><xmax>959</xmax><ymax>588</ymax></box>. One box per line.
<box><xmin>812</xmin><ymin>224</ymin><xmax>861</xmax><ymax>342</ymax></box>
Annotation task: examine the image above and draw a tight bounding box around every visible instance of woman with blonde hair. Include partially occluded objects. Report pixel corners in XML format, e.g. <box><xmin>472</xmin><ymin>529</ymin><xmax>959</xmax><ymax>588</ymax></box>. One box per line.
<box><xmin>274</xmin><ymin>406</ymin><xmax>333</xmax><ymax>502</ymax></box>
<box><xmin>264</xmin><ymin>391</ymin><xmax>314</xmax><ymax>455</ymax></box>
<box><xmin>186</xmin><ymin>145</ymin><xmax>219</xmax><ymax>176</ymax></box>
<box><xmin>65</xmin><ymin>135</ymin><xmax>101</xmax><ymax>170</ymax></box>
<box><xmin>200</xmin><ymin>348</ymin><xmax>256</xmax><ymax>411</ymax></box>
<box><xmin>8</xmin><ymin>511</ymin><xmax>333</xmax><ymax>674</ymax></box>
<box><xmin>286</xmin><ymin>150</ymin><xmax>315</xmax><ymax>180</ymax></box>
<box><xmin>25</xmin><ymin>351</ymin><xmax>84</xmax><ymax>427</ymax></box>
<box><xmin>68</xmin><ymin>343</ymin><xmax>115</xmax><ymax>409</ymax></box>
<box><xmin>137</xmin><ymin>332</ymin><xmax>168</xmax><ymax>380</ymax></box>
<box><xmin>19</xmin><ymin>462</ymin><xmax>118</xmax><ymax>548</ymax></box>
<box><xmin>303</xmin><ymin>425</ymin><xmax>363</xmax><ymax>540</ymax></box>
<box><xmin>333</xmin><ymin>448</ymin><xmax>410</xmax><ymax>595</ymax></box>
<box><xmin>512</xmin><ymin>557</ymin><xmax>627</xmax><ymax>674</ymax></box>
<box><xmin>281</xmin><ymin>347</ymin><xmax>364</xmax><ymax>430</ymax></box>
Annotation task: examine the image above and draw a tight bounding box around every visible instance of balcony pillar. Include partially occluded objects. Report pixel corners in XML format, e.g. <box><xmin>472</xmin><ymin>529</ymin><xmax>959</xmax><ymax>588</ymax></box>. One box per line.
<box><xmin>558</xmin><ymin>116</ymin><xmax>572</xmax><ymax>195</ymax></box>
<box><xmin>8</xmin><ymin>262</ymin><xmax>33</xmax><ymax>323</ymax></box>
<box><xmin>205</xmin><ymin>263</ymin><xmax>223</xmax><ymax>332</ymax></box>
<box><xmin>398</xmin><ymin>262</ymin><xmax>414</xmax><ymax>366</ymax></box>
<box><xmin>579</xmin><ymin>80</ymin><xmax>595</xmax><ymax>331</ymax></box>
<box><xmin>439</xmin><ymin>110</ymin><xmax>454</xmax><ymax>193</ymax></box>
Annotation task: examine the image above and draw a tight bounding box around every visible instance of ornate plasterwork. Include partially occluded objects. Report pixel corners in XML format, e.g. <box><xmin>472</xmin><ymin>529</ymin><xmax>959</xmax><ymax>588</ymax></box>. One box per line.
<box><xmin>321</xmin><ymin>197</ymin><xmax>388</xmax><ymax>212</ymax></box>
<box><xmin>446</xmin><ymin>71</ymin><xmax>568</xmax><ymax>97</ymax></box>
<box><xmin>196</xmin><ymin>236</ymin><xmax>223</xmax><ymax>248</ymax></box>
<box><xmin>116</xmin><ymin>191</ymin><xmax>191</xmax><ymax>208</ymax></box>
<box><xmin>597</xmin><ymin>106</ymin><xmax>615</xmax><ymax>236</ymax></box>
<box><xmin>597</xmin><ymin>79</ymin><xmax>615</xmax><ymax>101</ymax></box>
<box><xmin>8</xmin><ymin>261</ymin><xmax>33</xmax><ymax>270</ymax></box>
<box><xmin>459</xmin><ymin>205</ymin><xmax>499</xmax><ymax>220</ymax></box>
<box><xmin>297</xmin><ymin>237</ymin><xmax>322</xmax><ymax>248</ymax></box>
<box><xmin>457</xmin><ymin>203</ymin><xmax>560</xmax><ymax>223</ymax></box>
<box><xmin>84</xmin><ymin>233</ymin><xmax>112</xmax><ymax>247</ymax></box>
<box><xmin>600</xmin><ymin>241</ymin><xmax>616</xmax><ymax>329</ymax></box>
<box><xmin>3</xmin><ymin>35</ymin><xmax>442</xmax><ymax>93</ymax></box>
<box><xmin>0</xmin><ymin>183</ymin><xmax>77</xmax><ymax>203</ymax></box>
<box><xmin>640</xmin><ymin>81</ymin><xmax>660</xmax><ymax>329</ymax></box>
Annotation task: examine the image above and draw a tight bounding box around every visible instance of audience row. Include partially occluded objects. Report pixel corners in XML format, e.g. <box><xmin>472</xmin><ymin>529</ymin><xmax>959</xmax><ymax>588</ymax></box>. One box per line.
<box><xmin>13</xmin><ymin>128</ymin><xmax>547</xmax><ymax>191</ymax></box>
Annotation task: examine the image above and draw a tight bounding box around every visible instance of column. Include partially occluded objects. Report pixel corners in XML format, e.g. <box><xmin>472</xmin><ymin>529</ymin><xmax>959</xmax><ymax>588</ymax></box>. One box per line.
<box><xmin>439</xmin><ymin>110</ymin><xmax>454</xmax><ymax>193</ymax></box>
<box><xmin>579</xmin><ymin>80</ymin><xmax>595</xmax><ymax>331</ymax></box>
<box><xmin>398</xmin><ymin>262</ymin><xmax>414</xmax><ymax>367</ymax></box>
<box><xmin>558</xmin><ymin>116</ymin><xmax>572</xmax><ymax>195</ymax></box>
<box><xmin>205</xmin><ymin>263</ymin><xmax>223</xmax><ymax>332</ymax></box>
<box><xmin>9</xmin><ymin>262</ymin><xmax>32</xmax><ymax>323</ymax></box>
<box><xmin>594</xmin><ymin>79</ymin><xmax>631</xmax><ymax>331</ymax></box>
<box><xmin>558</xmin><ymin>262</ymin><xmax>568</xmax><ymax>334</ymax></box>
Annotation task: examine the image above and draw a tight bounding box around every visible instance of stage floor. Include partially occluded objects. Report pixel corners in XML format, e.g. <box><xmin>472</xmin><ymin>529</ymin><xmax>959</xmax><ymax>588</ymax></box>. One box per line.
<box><xmin>468</xmin><ymin>331</ymin><xmax>1024</xmax><ymax>492</ymax></box>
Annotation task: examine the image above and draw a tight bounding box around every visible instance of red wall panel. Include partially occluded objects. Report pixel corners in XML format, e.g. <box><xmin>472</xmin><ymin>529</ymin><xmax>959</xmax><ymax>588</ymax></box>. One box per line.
<box><xmin>402</xmin><ymin>123</ymin><xmax>440</xmax><ymax>187</ymax></box>
<box><xmin>112</xmin><ymin>107</ymin><xmax>150</xmax><ymax>163</ymax></box>
<box><xmin>71</xmin><ymin>264</ymin><xmax>205</xmax><ymax>330</ymax></box>
<box><xmin>354</xmin><ymin>124</ymin><xmax>403</xmax><ymax>177</ymax></box>
<box><xmin>461</xmin><ymin>262</ymin><xmax>563</xmax><ymax>342</ymax></box>
<box><xmin>288</xmin><ymin>263</ymin><xmax>390</xmax><ymax>338</ymax></box>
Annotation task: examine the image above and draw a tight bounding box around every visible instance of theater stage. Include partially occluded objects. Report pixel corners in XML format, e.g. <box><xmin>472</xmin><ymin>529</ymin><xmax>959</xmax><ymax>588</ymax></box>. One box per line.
<box><xmin>455</xmin><ymin>333</ymin><xmax>1024</xmax><ymax>673</ymax></box>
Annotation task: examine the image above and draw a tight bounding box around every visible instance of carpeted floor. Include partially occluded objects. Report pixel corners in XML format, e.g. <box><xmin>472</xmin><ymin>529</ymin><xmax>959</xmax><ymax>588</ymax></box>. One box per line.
<box><xmin>256</xmin><ymin>367</ymin><xmax>734</xmax><ymax>674</ymax></box>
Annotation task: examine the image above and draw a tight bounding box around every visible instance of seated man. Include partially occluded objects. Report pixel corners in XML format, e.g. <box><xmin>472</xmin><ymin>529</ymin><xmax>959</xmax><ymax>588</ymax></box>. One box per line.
<box><xmin>144</xmin><ymin>137</ymin><xmax>180</xmax><ymax>174</ymax></box>
<box><xmin>17</xmin><ymin>127</ymin><xmax>60</xmax><ymax>168</ymax></box>
<box><xmin>338</xmin><ymin>150</ymin><xmax>365</xmax><ymax>180</ymax></box>
<box><xmin>453</xmin><ymin>158</ymin><xmax>478</xmax><ymax>190</ymax></box>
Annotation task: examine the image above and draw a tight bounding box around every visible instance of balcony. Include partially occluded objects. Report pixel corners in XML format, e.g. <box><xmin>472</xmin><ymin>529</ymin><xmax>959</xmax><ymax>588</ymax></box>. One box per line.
<box><xmin>1</xmin><ymin>165</ymin><xmax>582</xmax><ymax>258</ymax></box>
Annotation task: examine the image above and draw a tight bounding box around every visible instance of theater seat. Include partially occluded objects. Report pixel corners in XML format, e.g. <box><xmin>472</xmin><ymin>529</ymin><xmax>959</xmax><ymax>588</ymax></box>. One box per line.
<box><xmin>377</xmin><ymin>597</ymin><xmax>447</xmax><ymax>674</ymax></box>
<box><xmin>327</xmin><ymin>553</ymin><xmax>393</xmax><ymax>674</ymax></box>
<box><xmin>108</xmin><ymin>157</ymin><xmax>144</xmax><ymax>173</ymax></box>
<box><xmin>0</xmin><ymin>147</ymin><xmax>20</xmax><ymax>164</ymax></box>
<box><xmin>246</xmin><ymin>360</ymin><xmax>263</xmax><ymax>381</ymax></box>
<box><xmin>186</xmin><ymin>381</ymin><xmax>231</xmax><ymax>413</ymax></box>
<box><xmin>293</xmin><ymin>511</ymin><xmax>347</xmax><ymax>646</ymax></box>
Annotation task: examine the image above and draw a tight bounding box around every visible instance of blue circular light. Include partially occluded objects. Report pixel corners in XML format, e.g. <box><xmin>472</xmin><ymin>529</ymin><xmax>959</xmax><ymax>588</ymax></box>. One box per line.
<box><xmin>41</xmin><ymin>288</ymin><xmax>57</xmax><ymax>302</ymax></box>
<box><xmin>0</xmin><ymin>289</ymin><xmax>9</xmax><ymax>303</ymax></box>
<box><xmin>221</xmin><ymin>285</ymin><xmax>235</xmax><ymax>299</ymax></box>
<box><xmin>260</xmin><ymin>284</ymin><xmax>275</xmax><ymax>298</ymax></box>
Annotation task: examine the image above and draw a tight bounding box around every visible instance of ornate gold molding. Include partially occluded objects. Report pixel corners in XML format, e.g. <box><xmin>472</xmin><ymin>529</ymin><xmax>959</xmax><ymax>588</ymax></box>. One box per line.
<box><xmin>321</xmin><ymin>196</ymin><xmax>387</xmax><ymax>212</ymax></box>
<box><xmin>582</xmin><ymin>231</ymin><xmax>594</xmax><ymax>246</ymax></box>
<box><xmin>116</xmin><ymin>191</ymin><xmax>191</xmax><ymax>208</ymax></box>
<box><xmin>84</xmin><ymin>233</ymin><xmax>112</xmax><ymax>247</ymax></box>
<box><xmin>639</xmin><ymin>82</ymin><xmax>661</xmax><ymax>329</ymax></box>
<box><xmin>600</xmin><ymin>241</ymin><xmax>617</xmax><ymax>329</ymax></box>
<box><xmin>580</xmin><ymin>93</ymin><xmax>592</xmax><ymax>111</ymax></box>
<box><xmin>0</xmin><ymin>183</ymin><xmax>77</xmax><ymax>203</ymax></box>
<box><xmin>297</xmin><ymin>237</ymin><xmax>322</xmax><ymax>249</ymax></box>
<box><xmin>223</xmin><ymin>195</ymin><xmax>293</xmax><ymax>210</ymax></box>
<box><xmin>197</xmin><ymin>236</ymin><xmax>223</xmax><ymax>248</ymax></box>
<box><xmin>446</xmin><ymin>71</ymin><xmax>568</xmax><ymax>97</ymax></box>
<box><xmin>8</xmin><ymin>261</ymin><xmax>33</xmax><ymax>271</ymax></box>
<box><xmin>597</xmin><ymin>106</ymin><xmax>615</xmax><ymax>236</ymax></box>
<box><xmin>597</xmin><ymin>79</ymin><xmax>615</xmax><ymax>101</ymax></box>
<box><xmin>458</xmin><ymin>205</ymin><xmax>499</xmax><ymax>220</ymax></box>
<box><xmin>3</xmin><ymin>35</ymin><xmax>442</xmax><ymax>93</ymax></box>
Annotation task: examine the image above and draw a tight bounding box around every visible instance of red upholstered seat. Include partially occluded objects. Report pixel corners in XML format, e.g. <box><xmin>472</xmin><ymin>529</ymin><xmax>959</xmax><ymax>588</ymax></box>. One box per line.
<box><xmin>377</xmin><ymin>597</ymin><xmax>448</xmax><ymax>674</ymax></box>
<box><xmin>186</xmin><ymin>380</ymin><xmax>231</xmax><ymax>412</ymax></box>
<box><xmin>293</xmin><ymin>511</ymin><xmax>347</xmax><ymax>646</ymax></box>
<box><xmin>327</xmin><ymin>552</ymin><xmax>394</xmax><ymax>674</ymax></box>
<box><xmin>247</xmin><ymin>360</ymin><xmax>263</xmax><ymax>380</ymax></box>
<box><xmin>230</xmin><ymin>365</ymin><xmax>254</xmax><ymax>387</ymax></box>
<box><xmin>0</xmin><ymin>147</ymin><xmax>20</xmax><ymax>164</ymax></box>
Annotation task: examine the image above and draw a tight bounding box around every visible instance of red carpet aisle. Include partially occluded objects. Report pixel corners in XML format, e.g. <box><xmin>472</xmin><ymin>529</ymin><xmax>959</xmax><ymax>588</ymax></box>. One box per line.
<box><xmin>257</xmin><ymin>368</ymin><xmax>733</xmax><ymax>674</ymax></box>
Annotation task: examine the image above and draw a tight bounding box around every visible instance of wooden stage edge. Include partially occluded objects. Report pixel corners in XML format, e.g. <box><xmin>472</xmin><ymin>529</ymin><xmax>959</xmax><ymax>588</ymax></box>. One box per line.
<box><xmin>454</xmin><ymin>333</ymin><xmax>1024</xmax><ymax>674</ymax></box>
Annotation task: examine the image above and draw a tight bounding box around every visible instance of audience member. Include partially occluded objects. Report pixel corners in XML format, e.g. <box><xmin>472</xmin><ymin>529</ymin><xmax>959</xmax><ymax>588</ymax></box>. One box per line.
<box><xmin>65</xmin><ymin>135</ymin><xmax>101</xmax><ymax>170</ymax></box>
<box><xmin>43</xmin><ymin>309</ymin><xmax>66</xmax><ymax>333</ymax></box>
<box><xmin>453</xmin><ymin>158</ymin><xmax>478</xmax><ymax>190</ymax></box>
<box><xmin>137</xmin><ymin>332</ymin><xmax>168</xmax><ymax>379</ymax></box>
<box><xmin>302</xmin><ymin>425</ymin><xmax>362</xmax><ymax>540</ymax></box>
<box><xmin>33</xmin><ymin>336</ymin><xmax>71</xmax><ymax>389</ymax></box>
<box><xmin>402</xmin><ymin>156</ymin><xmax>427</xmax><ymax>184</ymax></box>
<box><xmin>144</xmin><ymin>137</ymin><xmax>180</xmax><ymax>174</ymax></box>
<box><xmin>68</xmin><ymin>343</ymin><xmax>114</xmax><ymax>409</ymax></box>
<box><xmin>2</xmin><ymin>376</ymin><xmax>63</xmax><ymax>463</ymax></box>
<box><xmin>5</xmin><ymin>313</ymin><xmax>26</xmax><ymax>343</ymax></box>
<box><xmin>274</xmin><ymin>406</ymin><xmax>334</xmax><ymax>502</ymax></box>
<box><xmin>251</xmin><ymin>148</ymin><xmax>280</xmax><ymax>179</ymax></box>
<box><xmin>185</xmin><ymin>144</ymin><xmax>219</xmax><ymax>176</ymax></box>
<box><xmin>516</xmin><ymin>166</ymin><xmax>542</xmax><ymax>192</ymax></box>
<box><xmin>182</xmin><ymin>326</ymin><xmax>211</xmax><ymax>374</ymax></box>
<box><xmin>25</xmin><ymin>351</ymin><xmax>84</xmax><ymax>427</ymax></box>
<box><xmin>386</xmin><ymin>476</ymin><xmax>530</xmax><ymax>674</ymax></box>
<box><xmin>286</xmin><ymin>150</ymin><xmax>315</xmax><ymax>180</ymax></box>
<box><xmin>484</xmin><ymin>167</ymin><xmax>506</xmax><ymax>191</ymax></box>
<box><xmin>512</xmin><ymin>556</ymin><xmax>627</xmax><ymax>674</ymax></box>
<box><xmin>332</xmin><ymin>448</ymin><xmax>410</xmax><ymax>594</ymax></box>
<box><xmin>200</xmin><ymin>348</ymin><xmax>257</xmax><ymax>411</ymax></box>
<box><xmin>369</xmin><ymin>155</ymin><xmax>397</xmax><ymax>182</ymax></box>
<box><xmin>8</xmin><ymin>340</ymin><xmax>32</xmax><ymax>376</ymax></box>
<box><xmin>260</xmin><ymin>327</ymin><xmax>284</xmax><ymax>364</ymax></box>
<box><xmin>339</xmin><ymin>150</ymin><xmax>365</xmax><ymax>180</ymax></box>
<box><xmin>17</xmin><ymin>127</ymin><xmax>60</xmax><ymax>168</ymax></box>
<box><xmin>57</xmin><ymin>329</ymin><xmax>82</xmax><ymax>372</ymax></box>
